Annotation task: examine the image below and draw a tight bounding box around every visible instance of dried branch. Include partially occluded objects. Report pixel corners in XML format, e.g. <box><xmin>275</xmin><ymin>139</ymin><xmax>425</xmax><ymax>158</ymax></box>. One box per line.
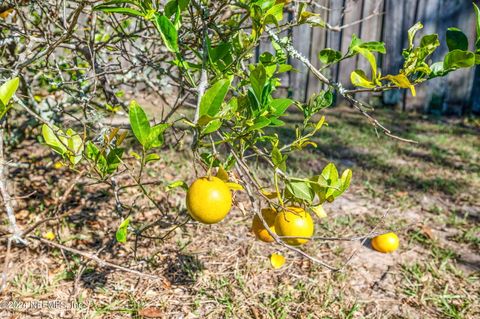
<box><xmin>31</xmin><ymin>236</ymin><xmax>166</xmax><ymax>281</ymax></box>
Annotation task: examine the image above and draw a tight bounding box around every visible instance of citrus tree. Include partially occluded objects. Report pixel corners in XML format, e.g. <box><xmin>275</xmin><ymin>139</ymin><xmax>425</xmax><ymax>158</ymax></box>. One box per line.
<box><xmin>0</xmin><ymin>0</ymin><xmax>479</xmax><ymax>272</ymax></box>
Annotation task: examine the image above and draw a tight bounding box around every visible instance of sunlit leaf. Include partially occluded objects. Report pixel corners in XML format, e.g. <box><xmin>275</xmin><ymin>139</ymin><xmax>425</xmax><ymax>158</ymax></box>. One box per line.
<box><xmin>226</xmin><ymin>182</ymin><xmax>244</xmax><ymax>191</ymax></box>
<box><xmin>166</xmin><ymin>180</ymin><xmax>188</xmax><ymax>191</ymax></box>
<box><xmin>446</xmin><ymin>27</ymin><xmax>468</xmax><ymax>52</ymax></box>
<box><xmin>350</xmin><ymin>69</ymin><xmax>375</xmax><ymax>88</ymax></box>
<box><xmin>311</xmin><ymin>205</ymin><xmax>327</xmax><ymax>219</ymax></box>
<box><xmin>216</xmin><ymin>166</ymin><xmax>229</xmax><ymax>182</ymax></box>
<box><xmin>116</xmin><ymin>217</ymin><xmax>131</xmax><ymax>243</ymax></box>
<box><xmin>444</xmin><ymin>50</ymin><xmax>475</xmax><ymax>70</ymax></box>
<box><xmin>154</xmin><ymin>13</ymin><xmax>179</xmax><ymax>52</ymax></box>
<box><xmin>199</xmin><ymin>78</ymin><xmax>231</xmax><ymax>118</ymax></box>
<box><xmin>0</xmin><ymin>77</ymin><xmax>19</xmax><ymax>106</ymax></box>
<box><xmin>318</xmin><ymin>48</ymin><xmax>342</xmax><ymax>65</ymax></box>
<box><xmin>129</xmin><ymin>100</ymin><xmax>150</xmax><ymax>147</ymax></box>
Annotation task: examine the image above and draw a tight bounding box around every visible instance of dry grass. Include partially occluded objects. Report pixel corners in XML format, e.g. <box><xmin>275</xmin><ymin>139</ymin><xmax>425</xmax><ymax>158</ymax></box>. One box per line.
<box><xmin>0</xmin><ymin>107</ymin><xmax>479</xmax><ymax>318</ymax></box>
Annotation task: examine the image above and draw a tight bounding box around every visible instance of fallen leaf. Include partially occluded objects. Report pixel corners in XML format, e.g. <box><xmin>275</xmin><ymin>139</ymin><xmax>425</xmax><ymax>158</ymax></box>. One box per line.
<box><xmin>138</xmin><ymin>307</ymin><xmax>162</xmax><ymax>318</ymax></box>
<box><xmin>270</xmin><ymin>253</ymin><xmax>286</xmax><ymax>269</ymax></box>
<box><xmin>421</xmin><ymin>225</ymin><xmax>435</xmax><ymax>240</ymax></box>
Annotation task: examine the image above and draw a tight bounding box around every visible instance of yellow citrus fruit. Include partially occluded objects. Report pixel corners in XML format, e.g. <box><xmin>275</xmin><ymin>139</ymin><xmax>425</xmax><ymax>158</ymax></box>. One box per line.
<box><xmin>186</xmin><ymin>176</ymin><xmax>232</xmax><ymax>224</ymax></box>
<box><xmin>371</xmin><ymin>232</ymin><xmax>399</xmax><ymax>253</ymax></box>
<box><xmin>274</xmin><ymin>206</ymin><xmax>314</xmax><ymax>246</ymax></box>
<box><xmin>251</xmin><ymin>208</ymin><xmax>277</xmax><ymax>242</ymax></box>
<box><xmin>0</xmin><ymin>9</ymin><xmax>13</xmax><ymax>19</ymax></box>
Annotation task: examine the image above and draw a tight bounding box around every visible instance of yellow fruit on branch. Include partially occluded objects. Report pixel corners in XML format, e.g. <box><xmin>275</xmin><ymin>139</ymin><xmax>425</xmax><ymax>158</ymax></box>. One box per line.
<box><xmin>251</xmin><ymin>208</ymin><xmax>277</xmax><ymax>242</ymax></box>
<box><xmin>274</xmin><ymin>206</ymin><xmax>314</xmax><ymax>246</ymax></box>
<box><xmin>186</xmin><ymin>176</ymin><xmax>232</xmax><ymax>224</ymax></box>
<box><xmin>371</xmin><ymin>232</ymin><xmax>399</xmax><ymax>253</ymax></box>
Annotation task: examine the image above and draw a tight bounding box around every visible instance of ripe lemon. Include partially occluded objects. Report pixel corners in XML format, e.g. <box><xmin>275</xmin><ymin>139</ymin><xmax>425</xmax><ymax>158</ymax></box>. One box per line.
<box><xmin>274</xmin><ymin>206</ymin><xmax>314</xmax><ymax>246</ymax></box>
<box><xmin>251</xmin><ymin>208</ymin><xmax>277</xmax><ymax>242</ymax></box>
<box><xmin>186</xmin><ymin>176</ymin><xmax>232</xmax><ymax>224</ymax></box>
<box><xmin>371</xmin><ymin>232</ymin><xmax>399</xmax><ymax>253</ymax></box>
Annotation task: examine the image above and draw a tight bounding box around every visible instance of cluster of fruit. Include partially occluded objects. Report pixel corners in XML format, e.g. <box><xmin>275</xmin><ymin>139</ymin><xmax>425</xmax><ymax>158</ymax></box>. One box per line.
<box><xmin>186</xmin><ymin>176</ymin><xmax>399</xmax><ymax>253</ymax></box>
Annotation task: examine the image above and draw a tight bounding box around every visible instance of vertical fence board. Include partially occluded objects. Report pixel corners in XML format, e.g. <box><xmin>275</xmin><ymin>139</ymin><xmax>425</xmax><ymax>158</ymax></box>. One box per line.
<box><xmin>356</xmin><ymin>0</ymin><xmax>384</xmax><ymax>102</ymax></box>
<box><xmin>327</xmin><ymin>0</ymin><xmax>346</xmax><ymax>83</ymax></box>
<box><xmin>306</xmin><ymin>0</ymin><xmax>329</xmax><ymax>98</ymax></box>
<box><xmin>442</xmin><ymin>1</ymin><xmax>476</xmax><ymax>115</ymax></box>
<box><xmin>337</xmin><ymin>0</ymin><xmax>364</xmax><ymax>90</ymax></box>
<box><xmin>258</xmin><ymin>0</ymin><xmax>477</xmax><ymax>114</ymax></box>
<box><xmin>471</xmin><ymin>67</ymin><xmax>480</xmax><ymax>114</ymax></box>
<box><xmin>291</xmin><ymin>23</ymin><xmax>312</xmax><ymax>101</ymax></box>
<box><xmin>382</xmin><ymin>0</ymin><xmax>405</xmax><ymax>106</ymax></box>
<box><xmin>401</xmin><ymin>0</ymin><xmax>421</xmax><ymax>111</ymax></box>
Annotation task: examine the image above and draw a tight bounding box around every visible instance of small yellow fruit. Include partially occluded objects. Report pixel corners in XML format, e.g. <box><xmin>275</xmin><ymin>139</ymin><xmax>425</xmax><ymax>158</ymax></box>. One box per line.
<box><xmin>251</xmin><ymin>208</ymin><xmax>277</xmax><ymax>242</ymax></box>
<box><xmin>270</xmin><ymin>253</ymin><xmax>286</xmax><ymax>269</ymax></box>
<box><xmin>186</xmin><ymin>176</ymin><xmax>232</xmax><ymax>224</ymax></box>
<box><xmin>371</xmin><ymin>232</ymin><xmax>399</xmax><ymax>253</ymax></box>
<box><xmin>43</xmin><ymin>231</ymin><xmax>56</xmax><ymax>240</ymax></box>
<box><xmin>0</xmin><ymin>9</ymin><xmax>13</xmax><ymax>19</ymax></box>
<box><xmin>274</xmin><ymin>206</ymin><xmax>314</xmax><ymax>246</ymax></box>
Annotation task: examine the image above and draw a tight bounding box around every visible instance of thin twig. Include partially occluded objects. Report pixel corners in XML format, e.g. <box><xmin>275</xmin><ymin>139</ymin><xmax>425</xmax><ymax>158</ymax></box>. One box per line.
<box><xmin>0</xmin><ymin>128</ymin><xmax>25</xmax><ymax>244</ymax></box>
<box><xmin>31</xmin><ymin>236</ymin><xmax>165</xmax><ymax>281</ymax></box>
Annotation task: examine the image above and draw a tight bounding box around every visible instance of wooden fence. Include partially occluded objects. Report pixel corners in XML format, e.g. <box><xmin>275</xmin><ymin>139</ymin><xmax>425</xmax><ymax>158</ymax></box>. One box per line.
<box><xmin>258</xmin><ymin>0</ymin><xmax>480</xmax><ymax>115</ymax></box>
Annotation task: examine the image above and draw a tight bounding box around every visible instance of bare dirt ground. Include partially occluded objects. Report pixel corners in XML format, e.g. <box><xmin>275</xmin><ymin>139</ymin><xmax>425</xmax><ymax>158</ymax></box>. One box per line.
<box><xmin>0</xmin><ymin>107</ymin><xmax>479</xmax><ymax>318</ymax></box>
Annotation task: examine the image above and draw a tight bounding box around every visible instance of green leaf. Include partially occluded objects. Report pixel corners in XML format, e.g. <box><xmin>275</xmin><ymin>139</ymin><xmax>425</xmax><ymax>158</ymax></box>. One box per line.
<box><xmin>271</xmin><ymin>146</ymin><xmax>286</xmax><ymax>171</ymax></box>
<box><xmin>94</xmin><ymin>6</ymin><xmax>143</xmax><ymax>17</ymax></box>
<box><xmin>446</xmin><ymin>27</ymin><xmax>468</xmax><ymax>51</ymax></box>
<box><xmin>250</xmin><ymin>65</ymin><xmax>267</xmax><ymax>103</ymax></box>
<box><xmin>146</xmin><ymin>123</ymin><xmax>169</xmax><ymax>149</ymax></box>
<box><xmin>154</xmin><ymin>14</ymin><xmax>179</xmax><ymax>52</ymax></box>
<box><xmin>0</xmin><ymin>77</ymin><xmax>20</xmax><ymax>106</ymax></box>
<box><xmin>270</xmin><ymin>98</ymin><xmax>293</xmax><ymax>116</ymax></box>
<box><xmin>429</xmin><ymin>61</ymin><xmax>446</xmax><ymax>78</ymax></box>
<box><xmin>165</xmin><ymin>0</ymin><xmax>179</xmax><ymax>17</ymax></box>
<box><xmin>321</xmin><ymin>163</ymin><xmax>339</xmax><ymax>183</ymax></box>
<box><xmin>116</xmin><ymin>217</ymin><xmax>131</xmax><ymax>243</ymax></box>
<box><xmin>178</xmin><ymin>0</ymin><xmax>190</xmax><ymax>11</ymax></box>
<box><xmin>298</xmin><ymin>11</ymin><xmax>325</xmax><ymax>27</ymax></box>
<box><xmin>85</xmin><ymin>141</ymin><xmax>100</xmax><ymax>160</ymax></box>
<box><xmin>286</xmin><ymin>180</ymin><xmax>315</xmax><ymax>203</ymax></box>
<box><xmin>202</xmin><ymin>119</ymin><xmax>222</xmax><ymax>134</ymax></box>
<box><xmin>199</xmin><ymin>78</ymin><xmax>231</xmax><ymax>118</ymax></box>
<box><xmin>145</xmin><ymin>153</ymin><xmax>160</xmax><ymax>163</ymax></box>
<box><xmin>106</xmin><ymin>148</ymin><xmax>124</xmax><ymax>173</ymax></box>
<box><xmin>248</xmin><ymin>117</ymin><xmax>270</xmax><ymax>131</ymax></box>
<box><xmin>444</xmin><ymin>50</ymin><xmax>475</xmax><ymax>70</ymax></box>
<box><xmin>420</xmin><ymin>34</ymin><xmax>440</xmax><ymax>52</ymax></box>
<box><xmin>166</xmin><ymin>180</ymin><xmax>188</xmax><ymax>191</ymax></box>
<box><xmin>129</xmin><ymin>101</ymin><xmax>151</xmax><ymax>147</ymax></box>
<box><xmin>318</xmin><ymin>49</ymin><xmax>342</xmax><ymax>65</ymax></box>
<box><xmin>350</xmin><ymin>69</ymin><xmax>375</xmax><ymax>88</ymax></box>
<box><xmin>42</xmin><ymin>124</ymin><xmax>68</xmax><ymax>155</ymax></box>
<box><xmin>359</xmin><ymin>41</ymin><xmax>386</xmax><ymax>54</ymax></box>
<box><xmin>340</xmin><ymin>169</ymin><xmax>352</xmax><ymax>191</ymax></box>
<box><xmin>264</xmin><ymin>3</ymin><xmax>284</xmax><ymax>25</ymax></box>
<box><xmin>66</xmin><ymin>128</ymin><xmax>83</xmax><ymax>165</ymax></box>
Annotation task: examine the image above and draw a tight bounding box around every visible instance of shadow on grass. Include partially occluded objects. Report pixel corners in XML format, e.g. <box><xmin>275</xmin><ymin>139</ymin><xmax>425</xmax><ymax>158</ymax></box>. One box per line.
<box><xmin>165</xmin><ymin>253</ymin><xmax>204</xmax><ymax>285</ymax></box>
<box><xmin>270</xmin><ymin>108</ymin><xmax>476</xmax><ymax>198</ymax></box>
